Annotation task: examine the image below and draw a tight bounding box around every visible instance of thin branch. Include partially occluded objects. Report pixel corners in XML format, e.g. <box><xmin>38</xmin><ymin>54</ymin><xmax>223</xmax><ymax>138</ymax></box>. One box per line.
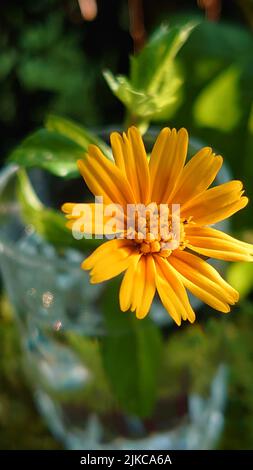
<box><xmin>197</xmin><ymin>0</ymin><xmax>222</xmax><ymax>21</ymax></box>
<box><xmin>128</xmin><ymin>0</ymin><xmax>146</xmax><ymax>53</ymax></box>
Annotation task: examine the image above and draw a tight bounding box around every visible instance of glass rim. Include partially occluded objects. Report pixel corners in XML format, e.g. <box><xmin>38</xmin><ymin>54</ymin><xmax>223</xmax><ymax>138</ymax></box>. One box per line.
<box><xmin>0</xmin><ymin>164</ymin><xmax>84</xmax><ymax>271</ymax></box>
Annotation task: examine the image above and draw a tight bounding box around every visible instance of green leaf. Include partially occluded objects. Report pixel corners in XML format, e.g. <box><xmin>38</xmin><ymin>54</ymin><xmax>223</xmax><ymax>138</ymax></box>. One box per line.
<box><xmin>101</xmin><ymin>281</ymin><xmax>162</xmax><ymax>418</ymax></box>
<box><xmin>9</xmin><ymin>129</ymin><xmax>84</xmax><ymax>178</ymax></box>
<box><xmin>103</xmin><ymin>22</ymin><xmax>196</xmax><ymax>124</ymax></box>
<box><xmin>193</xmin><ymin>65</ymin><xmax>242</xmax><ymax>131</ymax></box>
<box><xmin>65</xmin><ymin>333</ymin><xmax>115</xmax><ymax>412</ymax></box>
<box><xmin>45</xmin><ymin>114</ymin><xmax>112</xmax><ymax>161</ymax></box>
<box><xmin>103</xmin><ymin>69</ymin><xmax>180</xmax><ymax>120</ymax></box>
<box><xmin>16</xmin><ymin>169</ymin><xmax>99</xmax><ymax>250</ymax></box>
<box><xmin>227</xmin><ymin>261</ymin><xmax>253</xmax><ymax>300</ymax></box>
<box><xmin>175</xmin><ymin>15</ymin><xmax>253</xmax><ymax>64</ymax></box>
<box><xmin>9</xmin><ymin>116</ymin><xmax>112</xmax><ymax>178</ymax></box>
<box><xmin>0</xmin><ymin>50</ymin><xmax>16</xmax><ymax>80</ymax></box>
<box><xmin>20</xmin><ymin>13</ymin><xmax>63</xmax><ymax>52</ymax></box>
<box><xmin>130</xmin><ymin>22</ymin><xmax>196</xmax><ymax>91</ymax></box>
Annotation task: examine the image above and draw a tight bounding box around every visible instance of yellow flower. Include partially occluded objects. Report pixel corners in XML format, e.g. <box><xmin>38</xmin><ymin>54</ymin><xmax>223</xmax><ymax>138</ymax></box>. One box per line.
<box><xmin>62</xmin><ymin>126</ymin><xmax>253</xmax><ymax>325</ymax></box>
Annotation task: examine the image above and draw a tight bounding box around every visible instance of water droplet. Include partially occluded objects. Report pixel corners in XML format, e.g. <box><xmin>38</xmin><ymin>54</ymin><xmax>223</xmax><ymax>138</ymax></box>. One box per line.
<box><xmin>25</xmin><ymin>224</ymin><xmax>35</xmax><ymax>235</ymax></box>
<box><xmin>27</xmin><ymin>287</ymin><xmax>37</xmax><ymax>297</ymax></box>
<box><xmin>53</xmin><ymin>320</ymin><xmax>62</xmax><ymax>331</ymax></box>
<box><xmin>42</xmin><ymin>291</ymin><xmax>54</xmax><ymax>308</ymax></box>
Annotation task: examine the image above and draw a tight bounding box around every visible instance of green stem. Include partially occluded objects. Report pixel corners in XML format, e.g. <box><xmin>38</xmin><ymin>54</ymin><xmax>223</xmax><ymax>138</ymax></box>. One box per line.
<box><xmin>124</xmin><ymin>111</ymin><xmax>149</xmax><ymax>135</ymax></box>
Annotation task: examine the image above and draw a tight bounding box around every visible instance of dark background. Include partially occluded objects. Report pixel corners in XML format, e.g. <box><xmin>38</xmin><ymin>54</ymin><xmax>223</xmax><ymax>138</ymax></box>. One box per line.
<box><xmin>0</xmin><ymin>0</ymin><xmax>249</xmax><ymax>157</ymax></box>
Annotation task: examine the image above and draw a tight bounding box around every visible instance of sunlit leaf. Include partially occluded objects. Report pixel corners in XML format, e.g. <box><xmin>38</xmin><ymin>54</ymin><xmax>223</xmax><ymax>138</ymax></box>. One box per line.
<box><xmin>9</xmin><ymin>116</ymin><xmax>112</xmax><ymax>178</ymax></box>
<box><xmin>193</xmin><ymin>65</ymin><xmax>242</xmax><ymax>131</ymax></box>
<box><xmin>130</xmin><ymin>22</ymin><xmax>196</xmax><ymax>91</ymax></box>
<box><xmin>104</xmin><ymin>22</ymin><xmax>197</xmax><ymax>124</ymax></box>
<box><xmin>45</xmin><ymin>114</ymin><xmax>112</xmax><ymax>160</ymax></box>
<box><xmin>9</xmin><ymin>129</ymin><xmax>83</xmax><ymax>178</ymax></box>
<box><xmin>227</xmin><ymin>261</ymin><xmax>253</xmax><ymax>300</ymax></box>
<box><xmin>103</xmin><ymin>69</ymin><xmax>180</xmax><ymax>119</ymax></box>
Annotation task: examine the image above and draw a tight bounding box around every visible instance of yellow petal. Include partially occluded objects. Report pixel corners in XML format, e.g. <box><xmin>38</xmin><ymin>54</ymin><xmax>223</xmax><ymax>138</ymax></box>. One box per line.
<box><xmin>81</xmin><ymin>239</ymin><xmax>133</xmax><ymax>270</ymax></box>
<box><xmin>62</xmin><ymin>202</ymin><xmax>124</xmax><ymax>236</ymax></box>
<box><xmin>121</xmin><ymin>255</ymin><xmax>156</xmax><ymax>319</ymax></box>
<box><xmin>89</xmin><ymin>246</ymin><xmax>134</xmax><ymax>283</ymax></box>
<box><xmin>110</xmin><ymin>127</ymin><xmax>150</xmax><ymax>203</ymax></box>
<box><xmin>181</xmin><ymin>180</ymin><xmax>248</xmax><ymax>225</ymax></box>
<box><xmin>61</xmin><ymin>202</ymin><xmax>76</xmax><ymax>214</ymax></box>
<box><xmin>186</xmin><ymin>225</ymin><xmax>253</xmax><ymax>262</ymax></box>
<box><xmin>155</xmin><ymin>268</ymin><xmax>182</xmax><ymax>326</ymax></box>
<box><xmin>127</xmin><ymin>127</ymin><xmax>150</xmax><ymax>204</ymax></box>
<box><xmin>170</xmin><ymin>250</ymin><xmax>239</xmax><ymax>312</ymax></box>
<box><xmin>129</xmin><ymin>259</ymin><xmax>143</xmax><ymax>313</ymax></box>
<box><xmin>136</xmin><ymin>255</ymin><xmax>156</xmax><ymax>319</ymax></box>
<box><xmin>119</xmin><ymin>253</ymin><xmax>142</xmax><ymax>311</ymax></box>
<box><xmin>155</xmin><ymin>256</ymin><xmax>195</xmax><ymax>323</ymax></box>
<box><xmin>77</xmin><ymin>145</ymin><xmax>136</xmax><ymax>207</ymax></box>
<box><xmin>170</xmin><ymin>147</ymin><xmax>223</xmax><ymax>204</ymax></box>
<box><xmin>110</xmin><ymin>131</ymin><xmax>127</xmax><ymax>175</ymax></box>
<box><xmin>149</xmin><ymin>128</ymin><xmax>188</xmax><ymax>204</ymax></box>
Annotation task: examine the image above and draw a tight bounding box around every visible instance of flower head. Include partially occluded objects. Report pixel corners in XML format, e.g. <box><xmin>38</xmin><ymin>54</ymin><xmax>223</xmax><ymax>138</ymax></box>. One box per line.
<box><xmin>62</xmin><ymin>126</ymin><xmax>253</xmax><ymax>325</ymax></box>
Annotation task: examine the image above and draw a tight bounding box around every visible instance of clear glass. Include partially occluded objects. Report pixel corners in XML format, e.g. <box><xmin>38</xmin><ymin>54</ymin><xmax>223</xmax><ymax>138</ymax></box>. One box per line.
<box><xmin>0</xmin><ymin>132</ymin><xmax>229</xmax><ymax>450</ymax></box>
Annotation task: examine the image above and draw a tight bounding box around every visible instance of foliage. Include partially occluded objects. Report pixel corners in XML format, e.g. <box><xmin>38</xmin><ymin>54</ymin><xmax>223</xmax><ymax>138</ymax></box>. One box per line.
<box><xmin>9</xmin><ymin>115</ymin><xmax>112</xmax><ymax>178</ymax></box>
<box><xmin>104</xmin><ymin>23</ymin><xmax>196</xmax><ymax>131</ymax></box>
<box><xmin>101</xmin><ymin>281</ymin><xmax>162</xmax><ymax>417</ymax></box>
<box><xmin>166</xmin><ymin>15</ymin><xmax>253</xmax><ymax>229</ymax></box>
<box><xmin>227</xmin><ymin>261</ymin><xmax>253</xmax><ymax>301</ymax></box>
<box><xmin>0</xmin><ymin>0</ymin><xmax>99</xmax><ymax>125</ymax></box>
<box><xmin>0</xmin><ymin>0</ymin><xmax>102</xmax><ymax>157</ymax></box>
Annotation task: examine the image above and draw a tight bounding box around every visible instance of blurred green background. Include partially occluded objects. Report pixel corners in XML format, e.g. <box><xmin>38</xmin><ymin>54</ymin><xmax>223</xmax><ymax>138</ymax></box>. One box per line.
<box><xmin>1</xmin><ymin>0</ymin><xmax>253</xmax><ymax>449</ymax></box>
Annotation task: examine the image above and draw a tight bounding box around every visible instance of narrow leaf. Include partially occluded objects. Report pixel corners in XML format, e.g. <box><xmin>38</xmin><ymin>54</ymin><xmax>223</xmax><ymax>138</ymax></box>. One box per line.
<box><xmin>9</xmin><ymin>117</ymin><xmax>112</xmax><ymax>178</ymax></box>
<box><xmin>130</xmin><ymin>22</ymin><xmax>197</xmax><ymax>91</ymax></box>
<box><xmin>101</xmin><ymin>281</ymin><xmax>162</xmax><ymax>418</ymax></box>
<box><xmin>45</xmin><ymin>114</ymin><xmax>112</xmax><ymax>160</ymax></box>
<box><xmin>104</xmin><ymin>22</ymin><xmax>197</xmax><ymax>123</ymax></box>
<box><xmin>9</xmin><ymin>129</ymin><xmax>83</xmax><ymax>178</ymax></box>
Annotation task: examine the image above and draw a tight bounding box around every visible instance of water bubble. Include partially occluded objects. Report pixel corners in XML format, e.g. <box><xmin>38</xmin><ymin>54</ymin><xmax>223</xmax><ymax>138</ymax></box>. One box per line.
<box><xmin>53</xmin><ymin>320</ymin><xmax>62</xmax><ymax>331</ymax></box>
<box><xmin>25</xmin><ymin>224</ymin><xmax>35</xmax><ymax>235</ymax></box>
<box><xmin>42</xmin><ymin>291</ymin><xmax>54</xmax><ymax>308</ymax></box>
<box><xmin>27</xmin><ymin>287</ymin><xmax>37</xmax><ymax>297</ymax></box>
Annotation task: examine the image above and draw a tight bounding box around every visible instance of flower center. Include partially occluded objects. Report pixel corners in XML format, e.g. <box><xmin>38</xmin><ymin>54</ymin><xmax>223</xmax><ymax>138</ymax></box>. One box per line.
<box><xmin>126</xmin><ymin>204</ymin><xmax>188</xmax><ymax>258</ymax></box>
